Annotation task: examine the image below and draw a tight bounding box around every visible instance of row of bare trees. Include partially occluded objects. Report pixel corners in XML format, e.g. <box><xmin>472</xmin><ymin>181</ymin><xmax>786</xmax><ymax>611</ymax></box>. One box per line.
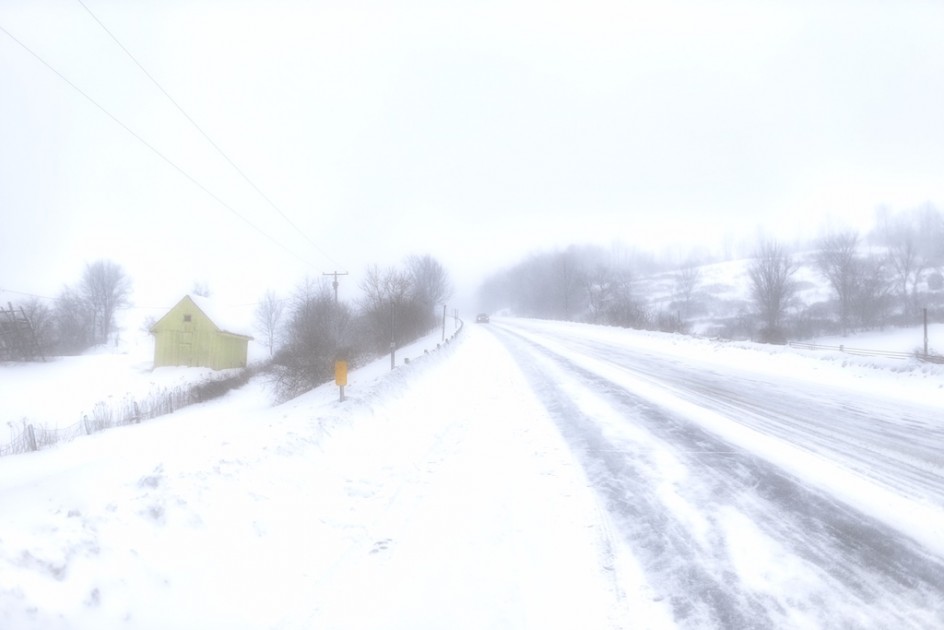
<box><xmin>479</xmin><ymin>206</ymin><xmax>944</xmax><ymax>342</ymax></box>
<box><xmin>750</xmin><ymin>206</ymin><xmax>944</xmax><ymax>341</ymax></box>
<box><xmin>6</xmin><ymin>260</ymin><xmax>132</xmax><ymax>357</ymax></box>
<box><xmin>257</xmin><ymin>254</ymin><xmax>452</xmax><ymax>400</ymax></box>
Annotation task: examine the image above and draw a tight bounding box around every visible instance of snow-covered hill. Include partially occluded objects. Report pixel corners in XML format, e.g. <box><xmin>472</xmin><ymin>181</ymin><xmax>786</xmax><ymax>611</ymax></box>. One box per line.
<box><xmin>630</xmin><ymin>251</ymin><xmax>943</xmax><ymax>339</ymax></box>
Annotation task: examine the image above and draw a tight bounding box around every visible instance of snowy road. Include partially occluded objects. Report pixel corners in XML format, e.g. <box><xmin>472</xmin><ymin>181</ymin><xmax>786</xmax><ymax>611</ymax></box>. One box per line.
<box><xmin>487</xmin><ymin>318</ymin><xmax>944</xmax><ymax>629</ymax></box>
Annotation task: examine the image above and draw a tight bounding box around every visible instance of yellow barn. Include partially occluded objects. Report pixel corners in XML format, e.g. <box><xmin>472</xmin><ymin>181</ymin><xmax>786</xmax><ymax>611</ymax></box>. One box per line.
<box><xmin>150</xmin><ymin>295</ymin><xmax>253</xmax><ymax>370</ymax></box>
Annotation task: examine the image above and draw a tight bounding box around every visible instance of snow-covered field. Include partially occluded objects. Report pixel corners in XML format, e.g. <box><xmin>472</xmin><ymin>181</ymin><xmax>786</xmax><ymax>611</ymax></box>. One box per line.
<box><xmin>0</xmin><ymin>315</ymin><xmax>272</xmax><ymax>452</ymax></box>
<box><xmin>1</xmin><ymin>349</ymin><xmax>229</xmax><ymax>448</ymax></box>
<box><xmin>1</xmin><ymin>320</ymin><xmax>943</xmax><ymax>628</ymax></box>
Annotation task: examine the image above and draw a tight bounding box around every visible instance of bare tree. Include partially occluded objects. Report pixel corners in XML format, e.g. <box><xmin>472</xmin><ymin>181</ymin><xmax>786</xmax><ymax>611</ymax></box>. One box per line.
<box><xmin>287</xmin><ymin>280</ymin><xmax>341</xmax><ymax>359</ymax></box>
<box><xmin>890</xmin><ymin>205</ymin><xmax>943</xmax><ymax>317</ymax></box>
<box><xmin>21</xmin><ymin>298</ymin><xmax>54</xmax><ymax>356</ymax></box>
<box><xmin>608</xmin><ymin>281</ymin><xmax>651</xmax><ymax>329</ymax></box>
<box><xmin>405</xmin><ymin>254</ymin><xmax>453</xmax><ymax>335</ymax></box>
<box><xmin>407</xmin><ymin>255</ymin><xmax>452</xmax><ymax>309</ymax></box>
<box><xmin>674</xmin><ymin>260</ymin><xmax>702</xmax><ymax>321</ymax></box>
<box><xmin>584</xmin><ymin>263</ymin><xmax>616</xmax><ymax>323</ymax></box>
<box><xmin>272</xmin><ymin>278</ymin><xmax>356</xmax><ymax>400</ymax></box>
<box><xmin>80</xmin><ymin>259</ymin><xmax>132</xmax><ymax>344</ymax></box>
<box><xmin>919</xmin><ymin>204</ymin><xmax>944</xmax><ymax>269</ymax></box>
<box><xmin>584</xmin><ymin>261</ymin><xmax>647</xmax><ymax>329</ymax></box>
<box><xmin>254</xmin><ymin>290</ymin><xmax>284</xmax><ymax>357</ymax></box>
<box><xmin>886</xmin><ymin>221</ymin><xmax>924</xmax><ymax>316</ymax></box>
<box><xmin>748</xmin><ymin>240</ymin><xmax>798</xmax><ymax>342</ymax></box>
<box><xmin>359</xmin><ymin>264</ymin><xmax>414</xmax><ymax>352</ymax></box>
<box><xmin>53</xmin><ymin>287</ymin><xmax>95</xmax><ymax>354</ymax></box>
<box><xmin>815</xmin><ymin>230</ymin><xmax>860</xmax><ymax>335</ymax></box>
<box><xmin>850</xmin><ymin>255</ymin><xmax>892</xmax><ymax>330</ymax></box>
<box><xmin>552</xmin><ymin>248</ymin><xmax>585</xmax><ymax>320</ymax></box>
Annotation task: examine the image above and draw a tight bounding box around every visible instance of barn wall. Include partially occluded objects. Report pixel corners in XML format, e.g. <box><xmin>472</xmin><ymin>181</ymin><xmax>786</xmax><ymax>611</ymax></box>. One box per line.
<box><xmin>152</xmin><ymin>296</ymin><xmax>249</xmax><ymax>370</ymax></box>
<box><xmin>211</xmin><ymin>334</ymin><xmax>249</xmax><ymax>370</ymax></box>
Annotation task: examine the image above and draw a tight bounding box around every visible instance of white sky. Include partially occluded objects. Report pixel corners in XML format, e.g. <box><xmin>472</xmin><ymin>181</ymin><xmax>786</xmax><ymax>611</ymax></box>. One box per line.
<box><xmin>2</xmin><ymin>0</ymin><xmax>943</xmax><ymax>313</ymax></box>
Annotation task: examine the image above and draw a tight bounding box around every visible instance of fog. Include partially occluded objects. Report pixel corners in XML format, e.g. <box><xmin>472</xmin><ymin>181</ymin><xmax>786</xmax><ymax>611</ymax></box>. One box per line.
<box><xmin>2</xmin><ymin>0</ymin><xmax>943</xmax><ymax>314</ymax></box>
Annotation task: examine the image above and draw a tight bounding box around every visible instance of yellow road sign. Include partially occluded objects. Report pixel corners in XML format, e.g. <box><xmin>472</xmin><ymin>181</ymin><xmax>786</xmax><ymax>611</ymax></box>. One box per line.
<box><xmin>335</xmin><ymin>360</ymin><xmax>348</xmax><ymax>387</ymax></box>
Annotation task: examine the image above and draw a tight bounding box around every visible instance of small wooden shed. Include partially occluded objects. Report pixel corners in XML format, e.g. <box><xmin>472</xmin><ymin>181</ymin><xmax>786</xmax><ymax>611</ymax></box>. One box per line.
<box><xmin>150</xmin><ymin>295</ymin><xmax>253</xmax><ymax>370</ymax></box>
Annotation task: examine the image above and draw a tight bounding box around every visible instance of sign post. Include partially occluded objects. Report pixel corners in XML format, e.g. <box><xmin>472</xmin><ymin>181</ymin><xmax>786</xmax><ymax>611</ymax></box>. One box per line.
<box><xmin>335</xmin><ymin>359</ymin><xmax>348</xmax><ymax>402</ymax></box>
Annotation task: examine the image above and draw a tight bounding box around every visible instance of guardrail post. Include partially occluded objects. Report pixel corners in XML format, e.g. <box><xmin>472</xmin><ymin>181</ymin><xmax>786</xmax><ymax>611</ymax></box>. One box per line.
<box><xmin>924</xmin><ymin>308</ymin><xmax>929</xmax><ymax>356</ymax></box>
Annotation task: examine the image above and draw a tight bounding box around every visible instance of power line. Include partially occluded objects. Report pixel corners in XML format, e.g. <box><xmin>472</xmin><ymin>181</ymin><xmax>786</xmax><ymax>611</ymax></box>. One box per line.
<box><xmin>75</xmin><ymin>0</ymin><xmax>346</xmax><ymax>272</ymax></box>
<box><xmin>0</xmin><ymin>22</ymin><xmax>320</xmax><ymax>271</ymax></box>
<box><xmin>0</xmin><ymin>288</ymin><xmax>56</xmax><ymax>301</ymax></box>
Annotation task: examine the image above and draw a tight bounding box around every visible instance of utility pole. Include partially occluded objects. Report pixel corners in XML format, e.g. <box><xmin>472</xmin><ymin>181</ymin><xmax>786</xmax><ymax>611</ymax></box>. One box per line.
<box><xmin>324</xmin><ymin>271</ymin><xmax>349</xmax><ymax>371</ymax></box>
<box><xmin>322</xmin><ymin>271</ymin><xmax>348</xmax><ymax>304</ymax></box>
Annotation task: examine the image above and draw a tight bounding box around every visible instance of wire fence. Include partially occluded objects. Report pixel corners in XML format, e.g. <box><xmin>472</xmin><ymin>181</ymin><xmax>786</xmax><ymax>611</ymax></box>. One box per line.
<box><xmin>788</xmin><ymin>342</ymin><xmax>944</xmax><ymax>364</ymax></box>
<box><xmin>1</xmin><ymin>367</ymin><xmax>257</xmax><ymax>458</ymax></box>
<box><xmin>2</xmin><ymin>320</ymin><xmax>468</xmax><ymax>459</ymax></box>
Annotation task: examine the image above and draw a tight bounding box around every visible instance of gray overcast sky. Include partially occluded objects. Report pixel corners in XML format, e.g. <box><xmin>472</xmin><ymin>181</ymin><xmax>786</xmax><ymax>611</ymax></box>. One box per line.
<box><xmin>2</xmin><ymin>0</ymin><xmax>943</xmax><ymax>313</ymax></box>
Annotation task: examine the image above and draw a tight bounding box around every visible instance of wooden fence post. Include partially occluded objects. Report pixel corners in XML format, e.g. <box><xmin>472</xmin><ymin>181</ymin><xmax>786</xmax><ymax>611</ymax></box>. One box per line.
<box><xmin>27</xmin><ymin>424</ymin><xmax>37</xmax><ymax>451</ymax></box>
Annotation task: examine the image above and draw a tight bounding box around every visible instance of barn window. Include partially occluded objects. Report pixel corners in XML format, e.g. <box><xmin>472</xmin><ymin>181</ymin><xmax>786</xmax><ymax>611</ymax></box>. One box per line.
<box><xmin>183</xmin><ymin>314</ymin><xmax>192</xmax><ymax>322</ymax></box>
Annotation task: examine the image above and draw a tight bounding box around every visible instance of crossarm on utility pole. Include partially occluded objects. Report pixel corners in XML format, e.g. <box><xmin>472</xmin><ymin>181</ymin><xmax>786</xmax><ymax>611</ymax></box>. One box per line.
<box><xmin>322</xmin><ymin>271</ymin><xmax>349</xmax><ymax>304</ymax></box>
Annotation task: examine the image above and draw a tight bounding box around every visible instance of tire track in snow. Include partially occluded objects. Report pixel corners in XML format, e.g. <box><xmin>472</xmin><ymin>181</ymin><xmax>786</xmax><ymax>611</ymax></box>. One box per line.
<box><xmin>491</xmin><ymin>324</ymin><xmax>944</xmax><ymax>629</ymax></box>
<box><xmin>612</xmin><ymin>359</ymin><xmax>944</xmax><ymax>505</ymax></box>
<box><xmin>539</xmin><ymin>331</ymin><xmax>944</xmax><ymax>505</ymax></box>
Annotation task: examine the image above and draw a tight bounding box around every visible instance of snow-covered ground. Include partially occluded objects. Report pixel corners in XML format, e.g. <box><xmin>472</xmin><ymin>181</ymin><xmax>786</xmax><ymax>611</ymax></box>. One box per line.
<box><xmin>1</xmin><ymin>345</ymin><xmax>227</xmax><ymax>446</ymax></box>
<box><xmin>812</xmin><ymin>322</ymin><xmax>944</xmax><ymax>355</ymax></box>
<box><xmin>0</xmin><ymin>311</ymin><xmax>270</xmax><ymax>452</ymax></box>
<box><xmin>1</xmin><ymin>319</ymin><xmax>943</xmax><ymax>628</ymax></box>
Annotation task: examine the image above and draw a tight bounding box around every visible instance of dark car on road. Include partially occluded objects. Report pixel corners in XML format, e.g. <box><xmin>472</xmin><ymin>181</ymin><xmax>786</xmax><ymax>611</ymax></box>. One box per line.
<box><xmin>476</xmin><ymin>313</ymin><xmax>490</xmax><ymax>323</ymax></box>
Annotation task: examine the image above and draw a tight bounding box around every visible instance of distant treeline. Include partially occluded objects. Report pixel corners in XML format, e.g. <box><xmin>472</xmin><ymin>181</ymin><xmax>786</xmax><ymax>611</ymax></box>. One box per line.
<box><xmin>477</xmin><ymin>205</ymin><xmax>944</xmax><ymax>343</ymax></box>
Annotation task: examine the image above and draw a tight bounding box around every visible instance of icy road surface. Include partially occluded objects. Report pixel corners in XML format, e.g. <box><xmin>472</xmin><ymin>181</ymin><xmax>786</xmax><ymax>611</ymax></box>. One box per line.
<box><xmin>1</xmin><ymin>319</ymin><xmax>943</xmax><ymax>628</ymax></box>
<box><xmin>488</xmin><ymin>318</ymin><xmax>944</xmax><ymax>629</ymax></box>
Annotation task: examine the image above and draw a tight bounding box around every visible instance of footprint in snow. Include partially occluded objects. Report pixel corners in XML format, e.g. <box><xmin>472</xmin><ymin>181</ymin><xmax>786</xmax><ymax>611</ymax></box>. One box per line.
<box><xmin>370</xmin><ymin>539</ymin><xmax>393</xmax><ymax>554</ymax></box>
<box><xmin>138</xmin><ymin>464</ymin><xmax>164</xmax><ymax>489</ymax></box>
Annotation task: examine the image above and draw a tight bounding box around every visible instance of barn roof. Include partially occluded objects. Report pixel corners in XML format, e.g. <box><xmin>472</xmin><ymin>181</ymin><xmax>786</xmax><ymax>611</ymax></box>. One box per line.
<box><xmin>188</xmin><ymin>295</ymin><xmax>253</xmax><ymax>338</ymax></box>
<box><xmin>151</xmin><ymin>295</ymin><xmax>254</xmax><ymax>339</ymax></box>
